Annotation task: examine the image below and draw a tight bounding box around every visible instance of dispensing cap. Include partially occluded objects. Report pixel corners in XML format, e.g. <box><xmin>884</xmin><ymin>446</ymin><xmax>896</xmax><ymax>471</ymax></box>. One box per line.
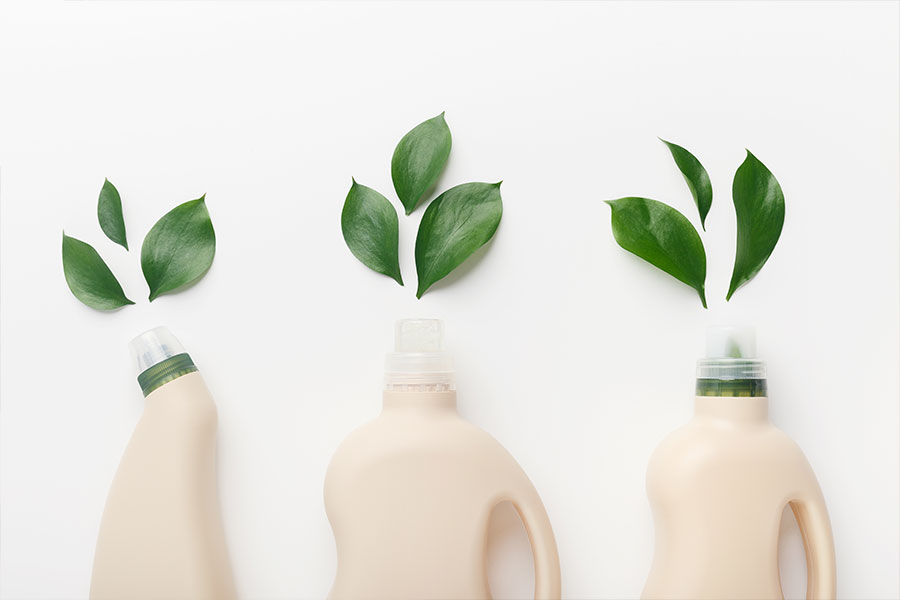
<box><xmin>696</xmin><ymin>326</ymin><xmax>766</xmax><ymax>380</ymax></box>
<box><xmin>385</xmin><ymin>319</ymin><xmax>455</xmax><ymax>389</ymax></box>
<box><xmin>129</xmin><ymin>326</ymin><xmax>198</xmax><ymax>397</ymax></box>
<box><xmin>129</xmin><ymin>326</ymin><xmax>187</xmax><ymax>375</ymax></box>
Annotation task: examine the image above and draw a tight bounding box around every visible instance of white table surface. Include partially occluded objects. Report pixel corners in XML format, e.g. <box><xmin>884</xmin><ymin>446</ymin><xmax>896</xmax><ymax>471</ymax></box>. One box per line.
<box><xmin>1</xmin><ymin>2</ymin><xmax>898</xmax><ymax>598</ymax></box>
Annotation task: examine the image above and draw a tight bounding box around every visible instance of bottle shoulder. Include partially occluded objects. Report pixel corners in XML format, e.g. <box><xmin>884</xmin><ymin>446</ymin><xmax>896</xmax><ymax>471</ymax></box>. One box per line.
<box><xmin>140</xmin><ymin>372</ymin><xmax>217</xmax><ymax>430</ymax></box>
<box><xmin>646</xmin><ymin>418</ymin><xmax>820</xmax><ymax>499</ymax></box>
<box><xmin>324</xmin><ymin>411</ymin><xmax>525</xmax><ymax>495</ymax></box>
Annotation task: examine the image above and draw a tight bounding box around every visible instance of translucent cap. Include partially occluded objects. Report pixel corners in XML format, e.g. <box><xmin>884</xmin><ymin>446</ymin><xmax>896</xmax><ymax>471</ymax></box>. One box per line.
<box><xmin>129</xmin><ymin>326</ymin><xmax>187</xmax><ymax>375</ymax></box>
<box><xmin>385</xmin><ymin>319</ymin><xmax>455</xmax><ymax>389</ymax></box>
<box><xmin>696</xmin><ymin>326</ymin><xmax>766</xmax><ymax>380</ymax></box>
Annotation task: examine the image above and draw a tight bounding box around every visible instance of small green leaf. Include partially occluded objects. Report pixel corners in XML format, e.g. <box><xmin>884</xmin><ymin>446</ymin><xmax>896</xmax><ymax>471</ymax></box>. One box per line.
<box><xmin>605</xmin><ymin>197</ymin><xmax>707</xmax><ymax>308</ymax></box>
<box><xmin>141</xmin><ymin>196</ymin><xmax>216</xmax><ymax>301</ymax></box>
<box><xmin>97</xmin><ymin>178</ymin><xmax>128</xmax><ymax>249</ymax></box>
<box><xmin>660</xmin><ymin>138</ymin><xmax>713</xmax><ymax>230</ymax></box>
<box><xmin>415</xmin><ymin>182</ymin><xmax>502</xmax><ymax>298</ymax></box>
<box><xmin>341</xmin><ymin>179</ymin><xmax>403</xmax><ymax>285</ymax></box>
<box><xmin>392</xmin><ymin>112</ymin><xmax>452</xmax><ymax>215</ymax></box>
<box><xmin>726</xmin><ymin>150</ymin><xmax>785</xmax><ymax>301</ymax></box>
<box><xmin>62</xmin><ymin>232</ymin><xmax>134</xmax><ymax>310</ymax></box>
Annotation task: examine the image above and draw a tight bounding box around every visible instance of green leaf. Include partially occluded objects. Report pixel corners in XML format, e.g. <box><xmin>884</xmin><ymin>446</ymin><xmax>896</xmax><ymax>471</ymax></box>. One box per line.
<box><xmin>97</xmin><ymin>178</ymin><xmax>128</xmax><ymax>249</ymax></box>
<box><xmin>341</xmin><ymin>179</ymin><xmax>403</xmax><ymax>285</ymax></box>
<box><xmin>415</xmin><ymin>182</ymin><xmax>502</xmax><ymax>298</ymax></box>
<box><xmin>141</xmin><ymin>196</ymin><xmax>216</xmax><ymax>301</ymax></box>
<box><xmin>726</xmin><ymin>150</ymin><xmax>785</xmax><ymax>300</ymax></box>
<box><xmin>605</xmin><ymin>197</ymin><xmax>707</xmax><ymax>308</ymax></box>
<box><xmin>62</xmin><ymin>232</ymin><xmax>134</xmax><ymax>310</ymax></box>
<box><xmin>660</xmin><ymin>139</ymin><xmax>712</xmax><ymax>230</ymax></box>
<box><xmin>392</xmin><ymin>112</ymin><xmax>452</xmax><ymax>215</ymax></box>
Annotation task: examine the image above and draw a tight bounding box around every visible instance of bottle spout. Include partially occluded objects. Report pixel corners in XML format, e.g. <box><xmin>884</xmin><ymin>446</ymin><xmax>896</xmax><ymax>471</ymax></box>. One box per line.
<box><xmin>385</xmin><ymin>319</ymin><xmax>455</xmax><ymax>390</ymax></box>
<box><xmin>129</xmin><ymin>326</ymin><xmax>187</xmax><ymax>375</ymax></box>
<box><xmin>696</xmin><ymin>326</ymin><xmax>767</xmax><ymax>397</ymax></box>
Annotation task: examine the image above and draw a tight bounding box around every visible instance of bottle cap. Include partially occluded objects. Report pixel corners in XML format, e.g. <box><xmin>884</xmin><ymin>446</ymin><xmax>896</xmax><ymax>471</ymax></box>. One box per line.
<box><xmin>385</xmin><ymin>319</ymin><xmax>455</xmax><ymax>389</ymax></box>
<box><xmin>697</xmin><ymin>326</ymin><xmax>766</xmax><ymax>380</ymax></box>
<box><xmin>129</xmin><ymin>326</ymin><xmax>187</xmax><ymax>375</ymax></box>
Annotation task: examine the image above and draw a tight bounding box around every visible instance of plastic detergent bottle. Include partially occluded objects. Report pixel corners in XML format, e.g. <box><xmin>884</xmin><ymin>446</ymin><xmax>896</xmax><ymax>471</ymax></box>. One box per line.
<box><xmin>324</xmin><ymin>319</ymin><xmax>561</xmax><ymax>600</ymax></box>
<box><xmin>642</xmin><ymin>326</ymin><xmax>836</xmax><ymax>600</ymax></box>
<box><xmin>90</xmin><ymin>327</ymin><xmax>236</xmax><ymax>600</ymax></box>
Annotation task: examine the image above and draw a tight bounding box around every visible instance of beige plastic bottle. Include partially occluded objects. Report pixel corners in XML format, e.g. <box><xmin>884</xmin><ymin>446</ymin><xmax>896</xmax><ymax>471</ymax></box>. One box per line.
<box><xmin>90</xmin><ymin>327</ymin><xmax>237</xmax><ymax>600</ymax></box>
<box><xmin>643</xmin><ymin>327</ymin><xmax>836</xmax><ymax>600</ymax></box>
<box><xmin>324</xmin><ymin>319</ymin><xmax>561</xmax><ymax>600</ymax></box>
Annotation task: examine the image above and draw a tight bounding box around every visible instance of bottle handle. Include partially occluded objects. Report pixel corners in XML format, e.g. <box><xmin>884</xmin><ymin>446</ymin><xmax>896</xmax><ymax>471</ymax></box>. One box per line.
<box><xmin>507</xmin><ymin>481</ymin><xmax>562</xmax><ymax>600</ymax></box>
<box><xmin>790</xmin><ymin>490</ymin><xmax>836</xmax><ymax>599</ymax></box>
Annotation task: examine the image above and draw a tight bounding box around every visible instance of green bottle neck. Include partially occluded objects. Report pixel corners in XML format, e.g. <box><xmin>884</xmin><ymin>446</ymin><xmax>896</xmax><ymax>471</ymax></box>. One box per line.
<box><xmin>137</xmin><ymin>353</ymin><xmax>197</xmax><ymax>397</ymax></box>
<box><xmin>695</xmin><ymin>377</ymin><xmax>767</xmax><ymax>397</ymax></box>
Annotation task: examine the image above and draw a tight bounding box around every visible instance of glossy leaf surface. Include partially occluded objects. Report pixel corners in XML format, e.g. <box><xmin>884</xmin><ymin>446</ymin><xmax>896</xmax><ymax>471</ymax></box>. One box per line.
<box><xmin>62</xmin><ymin>233</ymin><xmax>134</xmax><ymax>310</ymax></box>
<box><xmin>415</xmin><ymin>182</ymin><xmax>502</xmax><ymax>298</ymax></box>
<box><xmin>726</xmin><ymin>151</ymin><xmax>785</xmax><ymax>300</ymax></box>
<box><xmin>341</xmin><ymin>179</ymin><xmax>403</xmax><ymax>285</ymax></box>
<box><xmin>606</xmin><ymin>197</ymin><xmax>707</xmax><ymax>307</ymax></box>
<box><xmin>141</xmin><ymin>196</ymin><xmax>216</xmax><ymax>301</ymax></box>
<box><xmin>660</xmin><ymin>138</ymin><xmax>713</xmax><ymax>230</ymax></box>
<box><xmin>391</xmin><ymin>112</ymin><xmax>452</xmax><ymax>215</ymax></box>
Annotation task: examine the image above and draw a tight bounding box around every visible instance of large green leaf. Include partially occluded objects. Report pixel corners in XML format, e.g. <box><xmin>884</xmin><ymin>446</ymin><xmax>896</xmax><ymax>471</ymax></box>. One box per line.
<box><xmin>391</xmin><ymin>112</ymin><xmax>452</xmax><ymax>215</ymax></box>
<box><xmin>341</xmin><ymin>179</ymin><xmax>403</xmax><ymax>285</ymax></box>
<box><xmin>141</xmin><ymin>196</ymin><xmax>216</xmax><ymax>301</ymax></box>
<box><xmin>726</xmin><ymin>150</ymin><xmax>785</xmax><ymax>300</ymax></box>
<box><xmin>62</xmin><ymin>232</ymin><xmax>134</xmax><ymax>310</ymax></box>
<box><xmin>660</xmin><ymin>139</ymin><xmax>713</xmax><ymax>230</ymax></box>
<box><xmin>97</xmin><ymin>178</ymin><xmax>128</xmax><ymax>249</ymax></box>
<box><xmin>415</xmin><ymin>182</ymin><xmax>502</xmax><ymax>298</ymax></box>
<box><xmin>605</xmin><ymin>197</ymin><xmax>707</xmax><ymax>307</ymax></box>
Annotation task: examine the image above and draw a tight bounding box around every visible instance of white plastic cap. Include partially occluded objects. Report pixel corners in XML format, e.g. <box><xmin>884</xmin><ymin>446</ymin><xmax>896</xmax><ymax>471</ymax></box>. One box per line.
<box><xmin>697</xmin><ymin>325</ymin><xmax>766</xmax><ymax>380</ymax></box>
<box><xmin>385</xmin><ymin>319</ymin><xmax>455</xmax><ymax>389</ymax></box>
<box><xmin>129</xmin><ymin>326</ymin><xmax>187</xmax><ymax>375</ymax></box>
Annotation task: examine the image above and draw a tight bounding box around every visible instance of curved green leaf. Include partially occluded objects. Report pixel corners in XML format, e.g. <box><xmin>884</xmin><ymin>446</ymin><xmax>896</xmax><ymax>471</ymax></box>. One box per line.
<box><xmin>726</xmin><ymin>150</ymin><xmax>785</xmax><ymax>300</ymax></box>
<box><xmin>660</xmin><ymin>139</ymin><xmax>712</xmax><ymax>230</ymax></box>
<box><xmin>141</xmin><ymin>196</ymin><xmax>216</xmax><ymax>301</ymax></box>
<box><xmin>62</xmin><ymin>232</ymin><xmax>134</xmax><ymax>310</ymax></box>
<box><xmin>415</xmin><ymin>182</ymin><xmax>502</xmax><ymax>298</ymax></box>
<box><xmin>605</xmin><ymin>197</ymin><xmax>707</xmax><ymax>308</ymax></box>
<box><xmin>97</xmin><ymin>178</ymin><xmax>128</xmax><ymax>249</ymax></box>
<box><xmin>341</xmin><ymin>179</ymin><xmax>403</xmax><ymax>285</ymax></box>
<box><xmin>392</xmin><ymin>112</ymin><xmax>452</xmax><ymax>215</ymax></box>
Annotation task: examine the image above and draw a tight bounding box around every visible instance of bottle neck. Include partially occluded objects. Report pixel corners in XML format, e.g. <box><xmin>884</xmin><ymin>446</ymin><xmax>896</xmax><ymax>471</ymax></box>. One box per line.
<box><xmin>382</xmin><ymin>389</ymin><xmax>457</xmax><ymax>413</ymax></box>
<box><xmin>137</xmin><ymin>353</ymin><xmax>197</xmax><ymax>397</ymax></box>
<box><xmin>693</xmin><ymin>394</ymin><xmax>769</xmax><ymax>422</ymax></box>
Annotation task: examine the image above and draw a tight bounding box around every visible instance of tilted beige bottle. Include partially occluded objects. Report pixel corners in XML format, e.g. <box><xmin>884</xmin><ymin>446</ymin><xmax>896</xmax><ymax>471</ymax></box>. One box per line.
<box><xmin>643</xmin><ymin>327</ymin><xmax>836</xmax><ymax>600</ymax></box>
<box><xmin>325</xmin><ymin>319</ymin><xmax>561</xmax><ymax>600</ymax></box>
<box><xmin>90</xmin><ymin>327</ymin><xmax>236</xmax><ymax>600</ymax></box>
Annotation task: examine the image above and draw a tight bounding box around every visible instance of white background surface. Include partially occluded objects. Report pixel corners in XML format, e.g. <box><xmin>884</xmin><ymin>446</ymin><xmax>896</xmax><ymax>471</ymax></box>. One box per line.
<box><xmin>1</xmin><ymin>2</ymin><xmax>898</xmax><ymax>599</ymax></box>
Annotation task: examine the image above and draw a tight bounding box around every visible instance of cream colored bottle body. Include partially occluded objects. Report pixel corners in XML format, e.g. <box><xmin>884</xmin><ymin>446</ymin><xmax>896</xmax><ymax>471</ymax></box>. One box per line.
<box><xmin>325</xmin><ymin>320</ymin><xmax>561</xmax><ymax>600</ymax></box>
<box><xmin>643</xmin><ymin>329</ymin><xmax>836</xmax><ymax>600</ymax></box>
<box><xmin>90</xmin><ymin>328</ymin><xmax>236</xmax><ymax>600</ymax></box>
